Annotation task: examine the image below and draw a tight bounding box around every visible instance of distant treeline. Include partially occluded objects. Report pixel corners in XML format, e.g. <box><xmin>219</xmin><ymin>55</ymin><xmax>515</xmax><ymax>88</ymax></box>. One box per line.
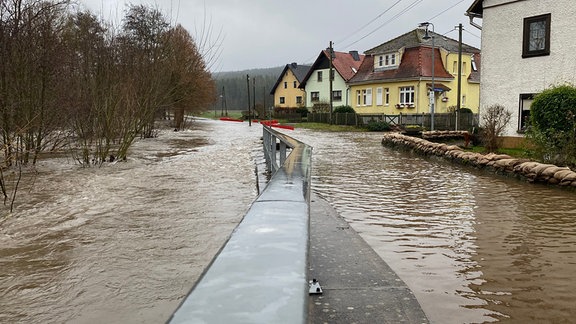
<box><xmin>213</xmin><ymin>67</ymin><xmax>283</xmax><ymax>111</ymax></box>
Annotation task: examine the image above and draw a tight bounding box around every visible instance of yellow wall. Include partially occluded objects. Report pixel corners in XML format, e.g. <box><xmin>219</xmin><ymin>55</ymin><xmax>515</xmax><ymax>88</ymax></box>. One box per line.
<box><xmin>274</xmin><ymin>69</ymin><xmax>306</xmax><ymax>108</ymax></box>
<box><xmin>351</xmin><ymin>52</ymin><xmax>480</xmax><ymax>115</ymax></box>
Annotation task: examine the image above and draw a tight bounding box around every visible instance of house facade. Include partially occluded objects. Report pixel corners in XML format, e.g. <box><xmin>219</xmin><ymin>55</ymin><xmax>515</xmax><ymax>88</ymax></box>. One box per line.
<box><xmin>299</xmin><ymin>50</ymin><xmax>364</xmax><ymax>109</ymax></box>
<box><xmin>270</xmin><ymin>63</ymin><xmax>311</xmax><ymax>109</ymax></box>
<box><xmin>466</xmin><ymin>0</ymin><xmax>576</xmax><ymax>136</ymax></box>
<box><xmin>348</xmin><ymin>29</ymin><xmax>481</xmax><ymax>117</ymax></box>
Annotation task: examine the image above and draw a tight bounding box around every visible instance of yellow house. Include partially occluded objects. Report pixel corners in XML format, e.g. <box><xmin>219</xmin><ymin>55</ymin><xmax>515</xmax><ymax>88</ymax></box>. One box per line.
<box><xmin>348</xmin><ymin>28</ymin><xmax>480</xmax><ymax>116</ymax></box>
<box><xmin>270</xmin><ymin>63</ymin><xmax>311</xmax><ymax>108</ymax></box>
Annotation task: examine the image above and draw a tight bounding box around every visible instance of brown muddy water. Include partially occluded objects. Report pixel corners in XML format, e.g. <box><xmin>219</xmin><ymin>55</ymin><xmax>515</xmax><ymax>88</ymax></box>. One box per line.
<box><xmin>0</xmin><ymin>119</ymin><xmax>262</xmax><ymax>323</ymax></box>
<box><xmin>2</xmin><ymin>120</ymin><xmax>576</xmax><ymax>324</ymax></box>
<box><xmin>288</xmin><ymin>128</ymin><xmax>576</xmax><ymax>324</ymax></box>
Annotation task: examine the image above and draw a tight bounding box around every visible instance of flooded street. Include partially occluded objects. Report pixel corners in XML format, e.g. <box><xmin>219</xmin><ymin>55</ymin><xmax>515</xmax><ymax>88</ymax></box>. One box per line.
<box><xmin>1</xmin><ymin>120</ymin><xmax>576</xmax><ymax>323</ymax></box>
<box><xmin>288</xmin><ymin>128</ymin><xmax>576</xmax><ymax>323</ymax></box>
<box><xmin>0</xmin><ymin>119</ymin><xmax>262</xmax><ymax>323</ymax></box>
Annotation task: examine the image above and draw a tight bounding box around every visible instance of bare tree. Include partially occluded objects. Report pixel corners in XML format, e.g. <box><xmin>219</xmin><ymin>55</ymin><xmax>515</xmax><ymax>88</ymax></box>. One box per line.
<box><xmin>481</xmin><ymin>104</ymin><xmax>512</xmax><ymax>152</ymax></box>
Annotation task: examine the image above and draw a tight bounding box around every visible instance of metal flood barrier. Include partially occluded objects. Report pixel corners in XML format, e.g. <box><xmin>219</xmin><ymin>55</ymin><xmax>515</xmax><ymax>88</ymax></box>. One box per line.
<box><xmin>168</xmin><ymin>125</ymin><xmax>312</xmax><ymax>324</ymax></box>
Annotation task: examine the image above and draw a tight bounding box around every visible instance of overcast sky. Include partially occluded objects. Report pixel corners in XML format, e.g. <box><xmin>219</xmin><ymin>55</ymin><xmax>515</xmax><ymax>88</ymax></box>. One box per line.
<box><xmin>79</xmin><ymin>0</ymin><xmax>482</xmax><ymax>72</ymax></box>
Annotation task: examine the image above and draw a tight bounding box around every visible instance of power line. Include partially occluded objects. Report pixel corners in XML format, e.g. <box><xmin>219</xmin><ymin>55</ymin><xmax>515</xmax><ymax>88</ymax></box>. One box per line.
<box><xmin>342</xmin><ymin>0</ymin><xmax>424</xmax><ymax>50</ymax></box>
<box><xmin>426</xmin><ymin>0</ymin><xmax>468</xmax><ymax>22</ymax></box>
<box><xmin>336</xmin><ymin>0</ymin><xmax>404</xmax><ymax>45</ymax></box>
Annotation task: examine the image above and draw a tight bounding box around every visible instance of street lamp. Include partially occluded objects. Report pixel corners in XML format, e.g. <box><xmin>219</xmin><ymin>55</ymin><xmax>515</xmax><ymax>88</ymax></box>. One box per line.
<box><xmin>419</xmin><ymin>22</ymin><xmax>435</xmax><ymax>131</ymax></box>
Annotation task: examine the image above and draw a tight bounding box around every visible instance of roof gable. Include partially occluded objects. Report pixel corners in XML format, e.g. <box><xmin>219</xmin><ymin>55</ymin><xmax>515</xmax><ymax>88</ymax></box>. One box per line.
<box><xmin>466</xmin><ymin>0</ymin><xmax>483</xmax><ymax>17</ymax></box>
<box><xmin>299</xmin><ymin>50</ymin><xmax>364</xmax><ymax>87</ymax></box>
<box><xmin>270</xmin><ymin>63</ymin><xmax>311</xmax><ymax>94</ymax></box>
<box><xmin>348</xmin><ymin>46</ymin><xmax>453</xmax><ymax>84</ymax></box>
<box><xmin>365</xmin><ymin>28</ymin><xmax>480</xmax><ymax>55</ymax></box>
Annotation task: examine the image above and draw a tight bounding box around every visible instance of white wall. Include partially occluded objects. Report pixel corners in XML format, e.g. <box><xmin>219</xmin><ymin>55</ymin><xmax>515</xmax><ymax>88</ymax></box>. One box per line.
<box><xmin>304</xmin><ymin>68</ymin><xmax>348</xmax><ymax>107</ymax></box>
<box><xmin>480</xmin><ymin>0</ymin><xmax>576</xmax><ymax>136</ymax></box>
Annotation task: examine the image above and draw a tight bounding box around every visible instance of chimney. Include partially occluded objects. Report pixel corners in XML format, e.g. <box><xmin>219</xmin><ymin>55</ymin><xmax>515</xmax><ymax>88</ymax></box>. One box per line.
<box><xmin>291</xmin><ymin>62</ymin><xmax>298</xmax><ymax>68</ymax></box>
<box><xmin>349</xmin><ymin>50</ymin><xmax>360</xmax><ymax>61</ymax></box>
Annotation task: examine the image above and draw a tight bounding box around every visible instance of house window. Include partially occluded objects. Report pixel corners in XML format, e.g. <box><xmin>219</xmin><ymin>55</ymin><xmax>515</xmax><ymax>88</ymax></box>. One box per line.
<box><xmin>385</xmin><ymin>54</ymin><xmax>396</xmax><ymax>66</ymax></box>
<box><xmin>333</xmin><ymin>90</ymin><xmax>342</xmax><ymax>101</ymax></box>
<box><xmin>385</xmin><ymin>88</ymin><xmax>390</xmax><ymax>105</ymax></box>
<box><xmin>356</xmin><ymin>90</ymin><xmax>362</xmax><ymax>106</ymax></box>
<box><xmin>283</xmin><ymin>82</ymin><xmax>287</xmax><ymax>89</ymax></box>
<box><xmin>522</xmin><ymin>13</ymin><xmax>551</xmax><ymax>58</ymax></box>
<box><xmin>311</xmin><ymin>91</ymin><xmax>320</xmax><ymax>102</ymax></box>
<box><xmin>361</xmin><ymin>88</ymin><xmax>372</xmax><ymax>106</ymax></box>
<box><xmin>279</xmin><ymin>97</ymin><xmax>285</xmax><ymax>104</ymax></box>
<box><xmin>376</xmin><ymin>87</ymin><xmax>383</xmax><ymax>106</ymax></box>
<box><xmin>519</xmin><ymin>93</ymin><xmax>535</xmax><ymax>132</ymax></box>
<box><xmin>376</xmin><ymin>53</ymin><xmax>398</xmax><ymax>68</ymax></box>
<box><xmin>317</xmin><ymin>71</ymin><xmax>323</xmax><ymax>82</ymax></box>
<box><xmin>293</xmin><ymin>81</ymin><xmax>297</xmax><ymax>88</ymax></box>
<box><xmin>399</xmin><ymin>86</ymin><xmax>415</xmax><ymax>104</ymax></box>
<box><xmin>296</xmin><ymin>96</ymin><xmax>303</xmax><ymax>104</ymax></box>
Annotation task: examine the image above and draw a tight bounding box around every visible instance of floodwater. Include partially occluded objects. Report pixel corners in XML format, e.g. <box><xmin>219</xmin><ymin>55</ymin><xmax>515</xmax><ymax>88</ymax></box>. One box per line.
<box><xmin>288</xmin><ymin>128</ymin><xmax>576</xmax><ymax>324</ymax></box>
<box><xmin>1</xmin><ymin>120</ymin><xmax>576</xmax><ymax>324</ymax></box>
<box><xmin>0</xmin><ymin>119</ymin><xmax>262</xmax><ymax>323</ymax></box>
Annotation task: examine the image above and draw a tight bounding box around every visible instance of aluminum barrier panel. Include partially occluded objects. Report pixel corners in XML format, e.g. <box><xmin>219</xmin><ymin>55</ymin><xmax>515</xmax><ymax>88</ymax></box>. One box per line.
<box><xmin>168</xmin><ymin>125</ymin><xmax>312</xmax><ymax>324</ymax></box>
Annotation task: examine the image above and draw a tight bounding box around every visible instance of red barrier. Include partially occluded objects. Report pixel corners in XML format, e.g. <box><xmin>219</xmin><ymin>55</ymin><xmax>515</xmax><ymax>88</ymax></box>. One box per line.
<box><xmin>219</xmin><ymin>117</ymin><xmax>244</xmax><ymax>122</ymax></box>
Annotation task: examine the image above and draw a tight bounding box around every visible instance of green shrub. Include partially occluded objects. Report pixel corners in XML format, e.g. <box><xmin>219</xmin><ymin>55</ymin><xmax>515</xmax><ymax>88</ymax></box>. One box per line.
<box><xmin>333</xmin><ymin>105</ymin><xmax>355</xmax><ymax>114</ymax></box>
<box><xmin>295</xmin><ymin>107</ymin><xmax>309</xmax><ymax>117</ymax></box>
<box><xmin>527</xmin><ymin>84</ymin><xmax>576</xmax><ymax>167</ymax></box>
<box><xmin>366</xmin><ymin>120</ymin><xmax>391</xmax><ymax>132</ymax></box>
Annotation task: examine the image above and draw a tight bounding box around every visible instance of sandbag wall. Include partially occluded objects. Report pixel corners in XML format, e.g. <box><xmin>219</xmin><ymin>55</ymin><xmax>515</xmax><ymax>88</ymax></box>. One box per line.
<box><xmin>381</xmin><ymin>132</ymin><xmax>576</xmax><ymax>188</ymax></box>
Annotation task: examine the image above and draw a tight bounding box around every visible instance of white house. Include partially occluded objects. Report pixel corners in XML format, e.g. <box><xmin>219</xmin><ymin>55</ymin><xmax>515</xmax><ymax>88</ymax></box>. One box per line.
<box><xmin>466</xmin><ymin>0</ymin><xmax>576</xmax><ymax>137</ymax></box>
<box><xmin>299</xmin><ymin>50</ymin><xmax>364</xmax><ymax>109</ymax></box>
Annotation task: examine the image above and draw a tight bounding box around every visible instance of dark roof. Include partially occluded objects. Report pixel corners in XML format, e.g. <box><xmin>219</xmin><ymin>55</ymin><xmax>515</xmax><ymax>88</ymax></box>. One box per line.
<box><xmin>348</xmin><ymin>46</ymin><xmax>453</xmax><ymax>85</ymax></box>
<box><xmin>270</xmin><ymin>63</ymin><xmax>312</xmax><ymax>94</ymax></box>
<box><xmin>299</xmin><ymin>50</ymin><xmax>364</xmax><ymax>88</ymax></box>
<box><xmin>466</xmin><ymin>0</ymin><xmax>483</xmax><ymax>18</ymax></box>
<box><xmin>468</xmin><ymin>53</ymin><xmax>481</xmax><ymax>83</ymax></box>
<box><xmin>365</xmin><ymin>28</ymin><xmax>480</xmax><ymax>55</ymax></box>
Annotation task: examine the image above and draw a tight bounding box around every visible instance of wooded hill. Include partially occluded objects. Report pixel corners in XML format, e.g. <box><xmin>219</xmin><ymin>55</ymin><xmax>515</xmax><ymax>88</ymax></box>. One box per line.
<box><xmin>212</xmin><ymin>66</ymin><xmax>284</xmax><ymax>111</ymax></box>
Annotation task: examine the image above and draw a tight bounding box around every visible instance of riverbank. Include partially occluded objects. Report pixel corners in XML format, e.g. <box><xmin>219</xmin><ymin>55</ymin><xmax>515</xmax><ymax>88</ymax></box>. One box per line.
<box><xmin>381</xmin><ymin>132</ymin><xmax>576</xmax><ymax>189</ymax></box>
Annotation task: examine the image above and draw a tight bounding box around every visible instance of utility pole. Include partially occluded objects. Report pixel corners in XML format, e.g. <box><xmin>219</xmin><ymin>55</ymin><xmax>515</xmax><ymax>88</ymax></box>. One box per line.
<box><xmin>456</xmin><ymin>23</ymin><xmax>463</xmax><ymax>131</ymax></box>
<box><xmin>223</xmin><ymin>86</ymin><xmax>227</xmax><ymax>116</ymax></box>
<box><xmin>253</xmin><ymin>77</ymin><xmax>256</xmax><ymax>120</ymax></box>
<box><xmin>246</xmin><ymin>74</ymin><xmax>251</xmax><ymax>126</ymax></box>
<box><xmin>329</xmin><ymin>41</ymin><xmax>334</xmax><ymax>124</ymax></box>
<box><xmin>221</xmin><ymin>86</ymin><xmax>225</xmax><ymax>116</ymax></box>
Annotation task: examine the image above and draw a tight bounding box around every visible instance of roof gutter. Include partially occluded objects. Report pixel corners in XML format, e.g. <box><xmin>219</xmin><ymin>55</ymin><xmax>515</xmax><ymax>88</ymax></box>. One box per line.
<box><xmin>466</xmin><ymin>13</ymin><xmax>483</xmax><ymax>31</ymax></box>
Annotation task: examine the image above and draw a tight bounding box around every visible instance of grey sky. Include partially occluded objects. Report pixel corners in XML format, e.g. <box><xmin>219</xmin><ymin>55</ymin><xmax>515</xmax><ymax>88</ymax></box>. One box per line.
<box><xmin>79</xmin><ymin>0</ymin><xmax>481</xmax><ymax>72</ymax></box>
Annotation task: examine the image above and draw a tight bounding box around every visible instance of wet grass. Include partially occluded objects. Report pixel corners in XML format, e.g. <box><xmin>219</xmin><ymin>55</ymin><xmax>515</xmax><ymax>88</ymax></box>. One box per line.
<box><xmin>293</xmin><ymin>122</ymin><xmax>368</xmax><ymax>132</ymax></box>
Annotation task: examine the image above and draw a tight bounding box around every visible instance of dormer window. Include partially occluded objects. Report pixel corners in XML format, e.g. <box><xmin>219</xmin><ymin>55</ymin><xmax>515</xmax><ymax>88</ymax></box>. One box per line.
<box><xmin>376</xmin><ymin>53</ymin><xmax>398</xmax><ymax>69</ymax></box>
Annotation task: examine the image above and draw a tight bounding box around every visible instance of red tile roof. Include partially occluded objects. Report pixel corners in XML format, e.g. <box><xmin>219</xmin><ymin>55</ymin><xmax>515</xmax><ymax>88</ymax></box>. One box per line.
<box><xmin>299</xmin><ymin>50</ymin><xmax>364</xmax><ymax>87</ymax></box>
<box><xmin>349</xmin><ymin>46</ymin><xmax>453</xmax><ymax>84</ymax></box>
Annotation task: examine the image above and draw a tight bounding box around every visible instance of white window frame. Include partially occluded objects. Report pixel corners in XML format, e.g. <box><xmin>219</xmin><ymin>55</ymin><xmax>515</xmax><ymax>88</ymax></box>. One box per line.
<box><xmin>366</xmin><ymin>88</ymin><xmax>372</xmax><ymax>105</ymax></box>
<box><xmin>376</xmin><ymin>87</ymin><xmax>383</xmax><ymax>106</ymax></box>
<box><xmin>399</xmin><ymin>86</ymin><xmax>415</xmax><ymax>104</ymax></box>
<box><xmin>384</xmin><ymin>88</ymin><xmax>390</xmax><ymax>105</ymax></box>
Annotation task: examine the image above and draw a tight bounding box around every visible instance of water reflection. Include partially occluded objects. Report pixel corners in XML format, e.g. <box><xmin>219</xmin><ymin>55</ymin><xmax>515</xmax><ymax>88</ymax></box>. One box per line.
<box><xmin>289</xmin><ymin>128</ymin><xmax>576</xmax><ymax>323</ymax></box>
